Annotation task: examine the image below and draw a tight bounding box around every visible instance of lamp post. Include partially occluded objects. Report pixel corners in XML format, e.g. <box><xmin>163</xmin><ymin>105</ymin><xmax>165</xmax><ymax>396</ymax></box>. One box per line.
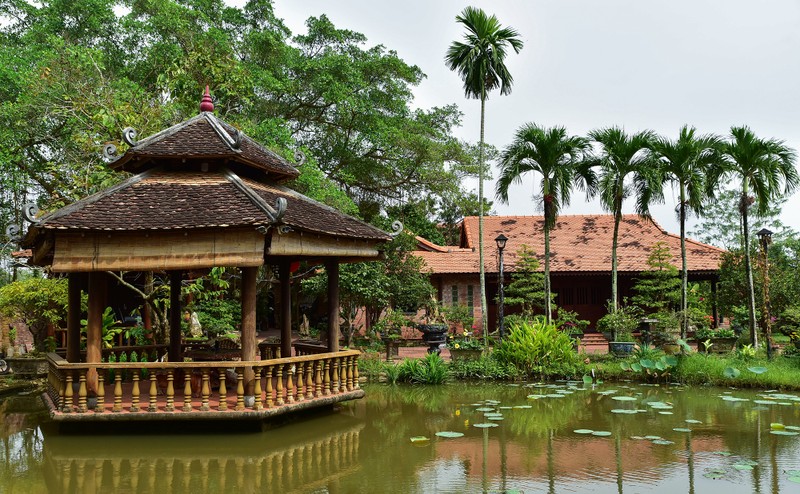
<box><xmin>756</xmin><ymin>228</ymin><xmax>773</xmax><ymax>359</ymax></box>
<box><xmin>495</xmin><ymin>234</ymin><xmax>508</xmax><ymax>342</ymax></box>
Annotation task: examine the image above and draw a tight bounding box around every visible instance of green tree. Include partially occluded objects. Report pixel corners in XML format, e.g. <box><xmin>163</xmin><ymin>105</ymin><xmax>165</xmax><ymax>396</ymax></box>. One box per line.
<box><xmin>630</xmin><ymin>242</ymin><xmax>682</xmax><ymax>314</ymax></box>
<box><xmin>651</xmin><ymin>126</ymin><xmax>721</xmax><ymax>338</ymax></box>
<box><xmin>587</xmin><ymin>126</ymin><xmax>659</xmax><ymax>310</ymax></box>
<box><xmin>496</xmin><ymin>123</ymin><xmax>593</xmax><ymax>324</ymax></box>
<box><xmin>504</xmin><ymin>245</ymin><xmax>551</xmax><ymax>318</ymax></box>
<box><xmin>445</xmin><ymin>6</ymin><xmax>523</xmax><ymax>341</ymax></box>
<box><xmin>0</xmin><ymin>276</ymin><xmax>71</xmax><ymax>351</ymax></box>
<box><xmin>711</xmin><ymin>126</ymin><xmax>799</xmax><ymax>348</ymax></box>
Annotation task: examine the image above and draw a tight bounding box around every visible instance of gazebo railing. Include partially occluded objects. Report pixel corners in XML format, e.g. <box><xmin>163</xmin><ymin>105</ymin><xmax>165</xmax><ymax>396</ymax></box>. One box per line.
<box><xmin>45</xmin><ymin>350</ymin><xmax>361</xmax><ymax>416</ymax></box>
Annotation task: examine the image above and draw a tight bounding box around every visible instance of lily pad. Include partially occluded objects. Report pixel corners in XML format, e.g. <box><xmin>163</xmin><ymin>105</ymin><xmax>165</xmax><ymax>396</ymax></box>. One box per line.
<box><xmin>704</xmin><ymin>469</ymin><xmax>727</xmax><ymax>479</ymax></box>
<box><xmin>410</xmin><ymin>436</ymin><xmax>430</xmax><ymax>443</ymax></box>
<box><xmin>473</xmin><ymin>423</ymin><xmax>499</xmax><ymax>428</ymax></box>
<box><xmin>785</xmin><ymin>426</ymin><xmax>800</xmax><ymax>431</ymax></box>
<box><xmin>721</xmin><ymin>396</ymin><xmax>749</xmax><ymax>402</ymax></box>
<box><xmin>789</xmin><ymin>477</ymin><xmax>800</xmax><ymax>484</ymax></box>
<box><xmin>475</xmin><ymin>407</ymin><xmax>495</xmax><ymax>412</ymax></box>
<box><xmin>644</xmin><ymin>435</ymin><xmax>662</xmax><ymax>440</ymax></box>
<box><xmin>652</xmin><ymin>439</ymin><xmax>675</xmax><ymax>445</ymax></box>
<box><xmin>770</xmin><ymin>430</ymin><xmax>799</xmax><ymax>436</ymax></box>
<box><xmin>673</xmin><ymin>428</ymin><xmax>692</xmax><ymax>433</ymax></box>
<box><xmin>747</xmin><ymin>366</ymin><xmax>768</xmax><ymax>374</ymax></box>
<box><xmin>612</xmin><ymin>396</ymin><xmax>638</xmax><ymax>401</ymax></box>
<box><xmin>658</xmin><ymin>411</ymin><xmax>674</xmax><ymax>415</ymax></box>
<box><xmin>591</xmin><ymin>431</ymin><xmax>612</xmax><ymax>437</ymax></box>
<box><xmin>771</xmin><ymin>423</ymin><xmax>785</xmax><ymax>430</ymax></box>
<box><xmin>435</xmin><ymin>431</ymin><xmax>464</xmax><ymax>438</ymax></box>
<box><xmin>724</xmin><ymin>367</ymin><xmax>741</xmax><ymax>379</ymax></box>
<box><xmin>583</xmin><ymin>374</ymin><xmax>594</xmax><ymax>384</ymax></box>
<box><xmin>487</xmin><ymin>416</ymin><xmax>505</xmax><ymax>421</ymax></box>
<box><xmin>754</xmin><ymin>400</ymin><xmax>776</xmax><ymax>405</ymax></box>
<box><xmin>574</xmin><ymin>429</ymin><xmax>594</xmax><ymax>434</ymax></box>
<box><xmin>685</xmin><ymin>419</ymin><xmax>703</xmax><ymax>424</ymax></box>
<box><xmin>513</xmin><ymin>405</ymin><xmax>532</xmax><ymax>409</ymax></box>
<box><xmin>733</xmin><ymin>464</ymin><xmax>754</xmax><ymax>471</ymax></box>
<box><xmin>713</xmin><ymin>451</ymin><xmax>733</xmax><ymax>456</ymax></box>
<box><xmin>611</xmin><ymin>409</ymin><xmax>638</xmax><ymax>414</ymax></box>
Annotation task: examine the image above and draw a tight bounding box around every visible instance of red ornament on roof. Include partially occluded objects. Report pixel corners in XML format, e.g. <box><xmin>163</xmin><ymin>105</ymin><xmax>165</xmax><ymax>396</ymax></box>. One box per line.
<box><xmin>200</xmin><ymin>85</ymin><xmax>214</xmax><ymax>112</ymax></box>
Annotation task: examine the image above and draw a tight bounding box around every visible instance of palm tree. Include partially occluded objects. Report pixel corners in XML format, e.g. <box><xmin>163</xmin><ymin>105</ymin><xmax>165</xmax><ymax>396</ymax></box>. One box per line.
<box><xmin>650</xmin><ymin>126</ymin><xmax>721</xmax><ymax>339</ymax></box>
<box><xmin>587</xmin><ymin>126</ymin><xmax>659</xmax><ymax>311</ymax></box>
<box><xmin>496</xmin><ymin>123</ymin><xmax>594</xmax><ymax>324</ymax></box>
<box><xmin>446</xmin><ymin>7</ymin><xmax>523</xmax><ymax>340</ymax></box>
<box><xmin>712</xmin><ymin>126</ymin><xmax>798</xmax><ymax>348</ymax></box>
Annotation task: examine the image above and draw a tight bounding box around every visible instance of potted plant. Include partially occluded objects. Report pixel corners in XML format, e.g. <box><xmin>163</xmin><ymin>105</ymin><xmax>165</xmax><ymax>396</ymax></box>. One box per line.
<box><xmin>649</xmin><ymin>311</ymin><xmax>682</xmax><ymax>354</ymax></box>
<box><xmin>555</xmin><ymin>309</ymin><xmax>589</xmax><ymax>350</ymax></box>
<box><xmin>597</xmin><ymin>303</ymin><xmax>640</xmax><ymax>357</ymax></box>
<box><xmin>417</xmin><ymin>298</ymin><xmax>449</xmax><ymax>354</ymax></box>
<box><xmin>447</xmin><ymin>328</ymin><xmax>485</xmax><ymax>361</ymax></box>
<box><xmin>696</xmin><ymin>326</ymin><xmax>737</xmax><ymax>353</ymax></box>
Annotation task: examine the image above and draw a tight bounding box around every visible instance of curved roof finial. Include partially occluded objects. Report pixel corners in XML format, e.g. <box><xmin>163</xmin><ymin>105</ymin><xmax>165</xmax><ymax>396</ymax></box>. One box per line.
<box><xmin>200</xmin><ymin>85</ymin><xmax>214</xmax><ymax>113</ymax></box>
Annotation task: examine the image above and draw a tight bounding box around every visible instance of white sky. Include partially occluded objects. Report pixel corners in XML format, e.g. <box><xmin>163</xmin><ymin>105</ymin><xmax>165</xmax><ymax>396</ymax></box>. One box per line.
<box><xmin>265</xmin><ymin>0</ymin><xmax>800</xmax><ymax>237</ymax></box>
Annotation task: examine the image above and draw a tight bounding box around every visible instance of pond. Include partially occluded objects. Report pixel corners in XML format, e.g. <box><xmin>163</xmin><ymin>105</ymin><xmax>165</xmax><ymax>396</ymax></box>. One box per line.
<box><xmin>1</xmin><ymin>381</ymin><xmax>800</xmax><ymax>493</ymax></box>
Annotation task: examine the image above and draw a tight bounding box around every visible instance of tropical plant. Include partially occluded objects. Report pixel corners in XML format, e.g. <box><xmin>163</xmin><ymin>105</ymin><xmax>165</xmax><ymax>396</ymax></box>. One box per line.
<box><xmin>710</xmin><ymin>126</ymin><xmax>799</xmax><ymax>348</ymax></box>
<box><xmin>651</xmin><ymin>126</ymin><xmax>721</xmax><ymax>338</ymax></box>
<box><xmin>586</xmin><ymin>127</ymin><xmax>659</xmax><ymax>310</ymax></box>
<box><xmin>503</xmin><ymin>245</ymin><xmax>551</xmax><ymax>318</ymax></box>
<box><xmin>494</xmin><ymin>318</ymin><xmax>581</xmax><ymax>378</ymax></box>
<box><xmin>496</xmin><ymin>123</ymin><xmax>594</xmax><ymax>323</ymax></box>
<box><xmin>620</xmin><ymin>354</ymin><xmax>679</xmax><ymax>382</ymax></box>
<box><xmin>80</xmin><ymin>307</ymin><xmax>123</xmax><ymax>349</ymax></box>
<box><xmin>446</xmin><ymin>6</ymin><xmax>523</xmax><ymax>343</ymax></box>
<box><xmin>447</xmin><ymin>329</ymin><xmax>485</xmax><ymax>350</ymax></box>
<box><xmin>396</xmin><ymin>354</ymin><xmax>450</xmax><ymax>384</ymax></box>
<box><xmin>554</xmin><ymin>309</ymin><xmax>590</xmax><ymax>337</ymax></box>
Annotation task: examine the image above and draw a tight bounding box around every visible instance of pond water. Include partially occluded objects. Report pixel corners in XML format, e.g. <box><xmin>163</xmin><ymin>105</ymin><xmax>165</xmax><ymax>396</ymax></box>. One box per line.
<box><xmin>2</xmin><ymin>381</ymin><xmax>800</xmax><ymax>493</ymax></box>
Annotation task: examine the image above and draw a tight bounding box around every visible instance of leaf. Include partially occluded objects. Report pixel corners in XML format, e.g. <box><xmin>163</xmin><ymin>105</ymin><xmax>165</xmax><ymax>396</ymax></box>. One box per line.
<box><xmin>583</xmin><ymin>374</ymin><xmax>594</xmax><ymax>383</ymax></box>
<box><xmin>611</xmin><ymin>396</ymin><xmax>637</xmax><ymax>401</ymax></box>
<box><xmin>620</xmin><ymin>362</ymin><xmax>631</xmax><ymax>371</ymax></box>
<box><xmin>747</xmin><ymin>366</ymin><xmax>768</xmax><ymax>374</ymax></box>
<box><xmin>435</xmin><ymin>431</ymin><xmax>464</xmax><ymax>438</ymax></box>
<box><xmin>410</xmin><ymin>436</ymin><xmax>430</xmax><ymax>443</ymax></box>
<box><xmin>640</xmin><ymin>359</ymin><xmax>654</xmax><ymax>369</ymax></box>
<box><xmin>473</xmin><ymin>423</ymin><xmax>499</xmax><ymax>428</ymax></box>
<box><xmin>631</xmin><ymin>363</ymin><xmax>642</xmax><ymax>372</ymax></box>
<box><xmin>723</xmin><ymin>367</ymin><xmax>741</xmax><ymax>379</ymax></box>
<box><xmin>591</xmin><ymin>431</ymin><xmax>612</xmax><ymax>437</ymax></box>
<box><xmin>573</xmin><ymin>429</ymin><xmax>594</xmax><ymax>434</ymax></box>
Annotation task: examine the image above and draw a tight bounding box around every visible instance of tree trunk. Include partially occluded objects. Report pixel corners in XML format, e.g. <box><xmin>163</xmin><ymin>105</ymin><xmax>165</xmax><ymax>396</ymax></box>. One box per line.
<box><xmin>741</xmin><ymin>183</ymin><xmax>759</xmax><ymax>348</ymax></box>
<box><xmin>543</xmin><ymin>192</ymin><xmax>552</xmax><ymax>324</ymax></box>
<box><xmin>611</xmin><ymin>207</ymin><xmax>622</xmax><ymax>313</ymax></box>
<box><xmin>478</xmin><ymin>92</ymin><xmax>489</xmax><ymax>344</ymax></box>
<box><xmin>680</xmin><ymin>185</ymin><xmax>688</xmax><ymax>340</ymax></box>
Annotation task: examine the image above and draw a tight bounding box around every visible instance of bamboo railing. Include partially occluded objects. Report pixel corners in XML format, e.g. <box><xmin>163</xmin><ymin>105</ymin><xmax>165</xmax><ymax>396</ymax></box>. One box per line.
<box><xmin>45</xmin><ymin>350</ymin><xmax>361</xmax><ymax>418</ymax></box>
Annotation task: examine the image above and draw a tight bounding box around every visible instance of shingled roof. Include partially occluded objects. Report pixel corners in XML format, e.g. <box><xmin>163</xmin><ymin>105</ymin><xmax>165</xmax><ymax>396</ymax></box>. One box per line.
<box><xmin>414</xmin><ymin>215</ymin><xmax>724</xmax><ymax>275</ymax></box>
<box><xmin>109</xmin><ymin>112</ymin><xmax>300</xmax><ymax>182</ymax></box>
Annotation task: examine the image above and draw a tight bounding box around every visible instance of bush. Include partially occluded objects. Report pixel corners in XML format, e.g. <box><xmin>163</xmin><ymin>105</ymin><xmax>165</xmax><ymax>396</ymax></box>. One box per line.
<box><xmin>194</xmin><ymin>298</ymin><xmax>241</xmax><ymax>337</ymax></box>
<box><xmin>396</xmin><ymin>353</ymin><xmax>449</xmax><ymax>384</ymax></box>
<box><xmin>596</xmin><ymin>303</ymin><xmax>640</xmax><ymax>342</ymax></box>
<box><xmin>494</xmin><ymin>318</ymin><xmax>581</xmax><ymax>379</ymax></box>
<box><xmin>0</xmin><ymin>276</ymin><xmax>71</xmax><ymax>351</ymax></box>
<box><xmin>447</xmin><ymin>353</ymin><xmax>522</xmax><ymax>380</ymax></box>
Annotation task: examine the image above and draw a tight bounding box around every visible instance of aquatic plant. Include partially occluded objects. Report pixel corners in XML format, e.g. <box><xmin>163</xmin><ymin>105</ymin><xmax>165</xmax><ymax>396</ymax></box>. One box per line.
<box><xmin>494</xmin><ymin>318</ymin><xmax>581</xmax><ymax>378</ymax></box>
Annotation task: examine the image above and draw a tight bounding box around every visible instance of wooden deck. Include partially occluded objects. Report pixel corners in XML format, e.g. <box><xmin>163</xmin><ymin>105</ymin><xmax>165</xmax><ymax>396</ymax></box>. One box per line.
<box><xmin>44</xmin><ymin>350</ymin><xmax>363</xmax><ymax>422</ymax></box>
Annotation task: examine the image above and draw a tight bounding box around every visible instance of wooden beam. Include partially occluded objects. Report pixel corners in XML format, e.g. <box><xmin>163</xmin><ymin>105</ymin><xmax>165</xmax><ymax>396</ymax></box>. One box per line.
<box><xmin>241</xmin><ymin>266</ymin><xmax>257</xmax><ymax>395</ymax></box>
<box><xmin>66</xmin><ymin>273</ymin><xmax>83</xmax><ymax>363</ymax></box>
<box><xmin>327</xmin><ymin>260</ymin><xmax>339</xmax><ymax>352</ymax></box>
<box><xmin>279</xmin><ymin>262</ymin><xmax>292</xmax><ymax>358</ymax></box>
<box><xmin>169</xmin><ymin>271</ymin><xmax>183</xmax><ymax>362</ymax></box>
<box><xmin>269</xmin><ymin>232</ymin><xmax>380</xmax><ymax>258</ymax></box>
<box><xmin>86</xmin><ymin>272</ymin><xmax>105</xmax><ymax>394</ymax></box>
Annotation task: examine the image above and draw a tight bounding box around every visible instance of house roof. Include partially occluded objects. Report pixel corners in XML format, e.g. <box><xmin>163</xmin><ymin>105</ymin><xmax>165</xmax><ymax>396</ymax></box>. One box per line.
<box><xmin>108</xmin><ymin>112</ymin><xmax>301</xmax><ymax>182</ymax></box>
<box><xmin>414</xmin><ymin>214</ymin><xmax>724</xmax><ymax>275</ymax></box>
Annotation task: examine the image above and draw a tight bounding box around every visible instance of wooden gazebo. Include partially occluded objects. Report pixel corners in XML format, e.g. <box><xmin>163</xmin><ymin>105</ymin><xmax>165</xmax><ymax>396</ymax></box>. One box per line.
<box><xmin>22</xmin><ymin>88</ymin><xmax>391</xmax><ymax>422</ymax></box>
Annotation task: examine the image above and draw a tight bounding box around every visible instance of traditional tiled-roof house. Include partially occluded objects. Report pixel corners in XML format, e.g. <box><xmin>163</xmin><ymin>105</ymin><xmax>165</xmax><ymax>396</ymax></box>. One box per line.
<box><xmin>414</xmin><ymin>214</ymin><xmax>724</xmax><ymax>333</ymax></box>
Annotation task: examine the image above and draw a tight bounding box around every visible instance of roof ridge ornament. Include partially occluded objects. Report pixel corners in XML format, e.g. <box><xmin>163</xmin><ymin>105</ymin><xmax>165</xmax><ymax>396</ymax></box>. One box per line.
<box><xmin>122</xmin><ymin>127</ymin><xmax>138</xmax><ymax>147</ymax></box>
<box><xmin>200</xmin><ymin>85</ymin><xmax>214</xmax><ymax>112</ymax></box>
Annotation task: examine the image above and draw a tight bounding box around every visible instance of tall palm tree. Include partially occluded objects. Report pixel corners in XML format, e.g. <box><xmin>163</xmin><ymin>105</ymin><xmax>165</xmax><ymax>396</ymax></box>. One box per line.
<box><xmin>651</xmin><ymin>126</ymin><xmax>721</xmax><ymax>339</ymax></box>
<box><xmin>446</xmin><ymin>7</ymin><xmax>523</xmax><ymax>340</ymax></box>
<box><xmin>496</xmin><ymin>123</ymin><xmax>594</xmax><ymax>324</ymax></box>
<box><xmin>712</xmin><ymin>126</ymin><xmax>798</xmax><ymax>348</ymax></box>
<box><xmin>587</xmin><ymin>127</ymin><xmax>659</xmax><ymax>311</ymax></box>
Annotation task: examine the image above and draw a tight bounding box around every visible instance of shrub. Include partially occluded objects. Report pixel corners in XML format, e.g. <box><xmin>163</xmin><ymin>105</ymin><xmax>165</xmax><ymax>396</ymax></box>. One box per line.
<box><xmin>494</xmin><ymin>318</ymin><xmax>581</xmax><ymax>378</ymax></box>
<box><xmin>195</xmin><ymin>298</ymin><xmax>241</xmax><ymax>337</ymax></box>
<box><xmin>0</xmin><ymin>276</ymin><xmax>71</xmax><ymax>351</ymax></box>
<box><xmin>396</xmin><ymin>354</ymin><xmax>449</xmax><ymax>384</ymax></box>
<box><xmin>596</xmin><ymin>303</ymin><xmax>640</xmax><ymax>342</ymax></box>
<box><xmin>447</xmin><ymin>354</ymin><xmax>522</xmax><ymax>380</ymax></box>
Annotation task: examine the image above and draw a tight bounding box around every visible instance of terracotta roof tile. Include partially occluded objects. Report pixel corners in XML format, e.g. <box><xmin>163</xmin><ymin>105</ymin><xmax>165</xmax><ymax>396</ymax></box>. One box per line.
<box><xmin>415</xmin><ymin>214</ymin><xmax>723</xmax><ymax>274</ymax></box>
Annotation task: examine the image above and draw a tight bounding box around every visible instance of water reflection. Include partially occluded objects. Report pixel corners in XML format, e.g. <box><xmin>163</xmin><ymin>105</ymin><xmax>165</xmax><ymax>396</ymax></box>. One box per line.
<box><xmin>2</xmin><ymin>382</ymin><xmax>800</xmax><ymax>493</ymax></box>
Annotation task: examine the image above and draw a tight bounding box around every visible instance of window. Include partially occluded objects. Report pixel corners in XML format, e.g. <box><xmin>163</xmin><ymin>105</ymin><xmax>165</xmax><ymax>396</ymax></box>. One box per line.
<box><xmin>451</xmin><ymin>285</ymin><xmax>458</xmax><ymax>305</ymax></box>
<box><xmin>561</xmin><ymin>287</ymin><xmax>574</xmax><ymax>305</ymax></box>
<box><xmin>467</xmin><ymin>285</ymin><xmax>474</xmax><ymax>314</ymax></box>
<box><xmin>576</xmin><ymin>287</ymin><xmax>589</xmax><ymax>305</ymax></box>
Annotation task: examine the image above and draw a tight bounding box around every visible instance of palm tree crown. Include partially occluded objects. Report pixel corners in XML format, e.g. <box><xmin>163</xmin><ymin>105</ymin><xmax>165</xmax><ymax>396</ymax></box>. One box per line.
<box><xmin>496</xmin><ymin>123</ymin><xmax>594</xmax><ymax>323</ymax></box>
<box><xmin>445</xmin><ymin>6</ymin><xmax>524</xmax><ymax>99</ymax></box>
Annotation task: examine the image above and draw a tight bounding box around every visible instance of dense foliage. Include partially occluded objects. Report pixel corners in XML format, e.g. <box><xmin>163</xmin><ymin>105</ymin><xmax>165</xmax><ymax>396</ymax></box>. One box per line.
<box><xmin>494</xmin><ymin>318</ymin><xmax>581</xmax><ymax>378</ymax></box>
<box><xmin>0</xmin><ymin>276</ymin><xmax>71</xmax><ymax>351</ymax></box>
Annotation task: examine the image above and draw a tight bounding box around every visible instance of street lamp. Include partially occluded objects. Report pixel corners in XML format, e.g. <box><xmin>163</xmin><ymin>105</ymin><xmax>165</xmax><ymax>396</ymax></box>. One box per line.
<box><xmin>756</xmin><ymin>228</ymin><xmax>773</xmax><ymax>359</ymax></box>
<box><xmin>495</xmin><ymin>234</ymin><xmax>508</xmax><ymax>342</ymax></box>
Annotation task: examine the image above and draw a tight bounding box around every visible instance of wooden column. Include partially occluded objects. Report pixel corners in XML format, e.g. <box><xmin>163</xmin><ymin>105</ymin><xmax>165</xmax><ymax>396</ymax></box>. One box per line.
<box><xmin>66</xmin><ymin>273</ymin><xmax>83</xmax><ymax>363</ymax></box>
<box><xmin>279</xmin><ymin>261</ymin><xmax>292</xmax><ymax>358</ymax></box>
<box><xmin>169</xmin><ymin>271</ymin><xmax>183</xmax><ymax>362</ymax></box>
<box><xmin>86</xmin><ymin>272</ymin><xmax>105</xmax><ymax>394</ymax></box>
<box><xmin>327</xmin><ymin>259</ymin><xmax>340</xmax><ymax>352</ymax></box>
<box><xmin>241</xmin><ymin>266</ymin><xmax>257</xmax><ymax>395</ymax></box>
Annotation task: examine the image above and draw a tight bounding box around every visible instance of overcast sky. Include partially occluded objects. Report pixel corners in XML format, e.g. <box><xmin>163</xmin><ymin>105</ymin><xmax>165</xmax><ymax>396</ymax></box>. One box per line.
<box><xmin>265</xmin><ymin>0</ymin><xmax>800</xmax><ymax>237</ymax></box>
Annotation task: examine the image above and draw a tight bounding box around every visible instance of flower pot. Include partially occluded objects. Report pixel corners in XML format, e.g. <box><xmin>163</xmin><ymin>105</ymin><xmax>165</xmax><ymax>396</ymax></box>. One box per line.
<box><xmin>417</xmin><ymin>324</ymin><xmax>448</xmax><ymax>354</ymax></box>
<box><xmin>449</xmin><ymin>348</ymin><xmax>483</xmax><ymax>362</ymax></box>
<box><xmin>608</xmin><ymin>341</ymin><xmax>635</xmax><ymax>357</ymax></box>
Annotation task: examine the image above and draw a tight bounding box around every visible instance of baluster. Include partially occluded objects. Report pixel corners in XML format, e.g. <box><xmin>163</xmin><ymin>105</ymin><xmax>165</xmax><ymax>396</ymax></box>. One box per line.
<box><xmin>77</xmin><ymin>370</ymin><xmax>87</xmax><ymax>413</ymax></box>
<box><xmin>165</xmin><ymin>369</ymin><xmax>174</xmax><ymax>412</ymax></box>
<box><xmin>323</xmin><ymin>360</ymin><xmax>331</xmax><ymax>396</ymax></box>
<box><xmin>275</xmin><ymin>364</ymin><xmax>284</xmax><ymax>406</ymax></box>
<box><xmin>315</xmin><ymin>361</ymin><xmax>323</xmax><ymax>397</ymax></box>
<box><xmin>148</xmin><ymin>372</ymin><xmax>158</xmax><ymax>412</ymax></box>
<box><xmin>96</xmin><ymin>373</ymin><xmax>105</xmax><ymax>412</ymax></box>
<box><xmin>286</xmin><ymin>364</ymin><xmax>295</xmax><ymax>404</ymax></box>
<box><xmin>57</xmin><ymin>371</ymin><xmax>65</xmax><ymax>411</ymax></box>
<box><xmin>235</xmin><ymin>368</ymin><xmax>245</xmax><ymax>411</ymax></box>
<box><xmin>201</xmin><ymin>370</ymin><xmax>210</xmax><ymax>411</ymax></box>
<box><xmin>130</xmin><ymin>459</ymin><xmax>140</xmax><ymax>492</ymax></box>
<box><xmin>265</xmin><ymin>366</ymin><xmax>274</xmax><ymax>408</ymax></box>
<box><xmin>296</xmin><ymin>362</ymin><xmax>305</xmax><ymax>401</ymax></box>
<box><xmin>354</xmin><ymin>355</ymin><xmax>360</xmax><ymax>389</ymax></box>
<box><xmin>305</xmin><ymin>361</ymin><xmax>314</xmax><ymax>398</ymax></box>
<box><xmin>276</xmin><ymin>347</ymin><xmax>281</xmax><ymax>359</ymax></box>
<box><xmin>183</xmin><ymin>371</ymin><xmax>193</xmax><ymax>412</ymax></box>
<box><xmin>344</xmin><ymin>356</ymin><xmax>352</xmax><ymax>391</ymax></box>
<box><xmin>218</xmin><ymin>367</ymin><xmax>228</xmax><ymax>411</ymax></box>
<box><xmin>131</xmin><ymin>371</ymin><xmax>140</xmax><ymax>412</ymax></box>
<box><xmin>254</xmin><ymin>368</ymin><xmax>263</xmax><ymax>410</ymax></box>
<box><xmin>332</xmin><ymin>357</ymin><xmax>340</xmax><ymax>393</ymax></box>
<box><xmin>112</xmin><ymin>372</ymin><xmax>123</xmax><ymax>412</ymax></box>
